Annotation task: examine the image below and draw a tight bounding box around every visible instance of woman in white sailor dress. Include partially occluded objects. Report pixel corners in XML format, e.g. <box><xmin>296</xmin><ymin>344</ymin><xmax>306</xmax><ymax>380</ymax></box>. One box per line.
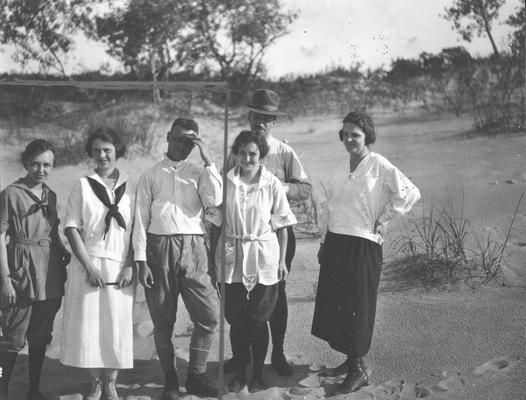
<box><xmin>60</xmin><ymin>128</ymin><xmax>136</xmax><ymax>400</ymax></box>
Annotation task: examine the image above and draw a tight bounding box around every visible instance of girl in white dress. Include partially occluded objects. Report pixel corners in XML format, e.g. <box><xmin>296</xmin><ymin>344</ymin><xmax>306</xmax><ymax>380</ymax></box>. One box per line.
<box><xmin>60</xmin><ymin>128</ymin><xmax>136</xmax><ymax>400</ymax></box>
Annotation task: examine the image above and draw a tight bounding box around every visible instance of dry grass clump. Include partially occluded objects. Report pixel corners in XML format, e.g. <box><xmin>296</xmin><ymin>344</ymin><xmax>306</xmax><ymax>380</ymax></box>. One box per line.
<box><xmin>391</xmin><ymin>193</ymin><xmax>523</xmax><ymax>287</ymax></box>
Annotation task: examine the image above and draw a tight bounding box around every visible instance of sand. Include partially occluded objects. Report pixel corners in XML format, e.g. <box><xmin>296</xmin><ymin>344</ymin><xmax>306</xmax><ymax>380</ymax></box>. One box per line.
<box><xmin>2</xmin><ymin>111</ymin><xmax>525</xmax><ymax>399</ymax></box>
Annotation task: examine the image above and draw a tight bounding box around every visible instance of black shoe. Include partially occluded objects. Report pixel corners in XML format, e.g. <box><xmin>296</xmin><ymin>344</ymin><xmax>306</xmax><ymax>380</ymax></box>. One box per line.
<box><xmin>337</xmin><ymin>358</ymin><xmax>369</xmax><ymax>394</ymax></box>
<box><xmin>160</xmin><ymin>387</ymin><xmax>179</xmax><ymax>400</ymax></box>
<box><xmin>185</xmin><ymin>373</ymin><xmax>218</xmax><ymax>397</ymax></box>
<box><xmin>271</xmin><ymin>352</ymin><xmax>293</xmax><ymax>376</ymax></box>
<box><xmin>160</xmin><ymin>372</ymin><xmax>179</xmax><ymax>400</ymax></box>
<box><xmin>320</xmin><ymin>358</ymin><xmax>350</xmax><ymax>377</ymax></box>
<box><xmin>25</xmin><ymin>390</ymin><xmax>50</xmax><ymax>400</ymax></box>
<box><xmin>223</xmin><ymin>356</ymin><xmax>250</xmax><ymax>374</ymax></box>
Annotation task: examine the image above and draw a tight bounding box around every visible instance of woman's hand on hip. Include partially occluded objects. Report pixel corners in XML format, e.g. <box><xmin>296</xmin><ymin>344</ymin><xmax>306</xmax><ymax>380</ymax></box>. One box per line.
<box><xmin>84</xmin><ymin>265</ymin><xmax>105</xmax><ymax>288</ymax></box>
<box><xmin>0</xmin><ymin>278</ymin><xmax>16</xmax><ymax>307</ymax></box>
<box><xmin>278</xmin><ymin>261</ymin><xmax>288</xmax><ymax>281</ymax></box>
<box><xmin>374</xmin><ymin>220</ymin><xmax>385</xmax><ymax>237</ymax></box>
<box><xmin>317</xmin><ymin>243</ymin><xmax>325</xmax><ymax>265</ymax></box>
<box><xmin>116</xmin><ymin>265</ymin><xmax>134</xmax><ymax>289</ymax></box>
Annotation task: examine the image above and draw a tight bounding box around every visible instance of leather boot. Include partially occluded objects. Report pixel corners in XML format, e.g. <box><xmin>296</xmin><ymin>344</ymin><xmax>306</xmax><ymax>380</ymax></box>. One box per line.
<box><xmin>160</xmin><ymin>371</ymin><xmax>179</xmax><ymax>400</ymax></box>
<box><xmin>0</xmin><ymin>351</ymin><xmax>17</xmax><ymax>400</ymax></box>
<box><xmin>338</xmin><ymin>358</ymin><xmax>369</xmax><ymax>393</ymax></box>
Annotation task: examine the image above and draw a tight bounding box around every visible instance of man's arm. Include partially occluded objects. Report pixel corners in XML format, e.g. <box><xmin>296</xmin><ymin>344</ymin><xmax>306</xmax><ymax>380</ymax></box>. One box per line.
<box><xmin>283</xmin><ymin>149</ymin><xmax>311</xmax><ymax>201</ymax></box>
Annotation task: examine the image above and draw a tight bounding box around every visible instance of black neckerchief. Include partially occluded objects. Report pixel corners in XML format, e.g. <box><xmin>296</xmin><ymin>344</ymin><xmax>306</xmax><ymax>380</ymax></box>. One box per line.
<box><xmin>86</xmin><ymin>177</ymin><xmax>127</xmax><ymax>240</ymax></box>
<box><xmin>20</xmin><ymin>184</ymin><xmax>53</xmax><ymax>219</ymax></box>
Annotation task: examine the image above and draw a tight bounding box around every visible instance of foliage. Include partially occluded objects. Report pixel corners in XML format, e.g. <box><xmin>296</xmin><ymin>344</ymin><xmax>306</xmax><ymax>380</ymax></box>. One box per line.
<box><xmin>393</xmin><ymin>194</ymin><xmax>522</xmax><ymax>285</ymax></box>
<box><xmin>0</xmin><ymin>0</ymin><xmax>95</xmax><ymax>77</ymax></box>
<box><xmin>95</xmin><ymin>0</ymin><xmax>204</xmax><ymax>102</ymax></box>
<box><xmin>193</xmin><ymin>0</ymin><xmax>297</xmax><ymax>99</ymax></box>
<box><xmin>442</xmin><ymin>0</ymin><xmax>505</xmax><ymax>58</ymax></box>
<box><xmin>507</xmin><ymin>4</ymin><xmax>525</xmax><ymax>57</ymax></box>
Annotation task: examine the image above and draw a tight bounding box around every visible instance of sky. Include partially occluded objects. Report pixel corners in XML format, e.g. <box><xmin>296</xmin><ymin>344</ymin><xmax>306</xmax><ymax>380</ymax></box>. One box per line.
<box><xmin>0</xmin><ymin>0</ymin><xmax>522</xmax><ymax>79</ymax></box>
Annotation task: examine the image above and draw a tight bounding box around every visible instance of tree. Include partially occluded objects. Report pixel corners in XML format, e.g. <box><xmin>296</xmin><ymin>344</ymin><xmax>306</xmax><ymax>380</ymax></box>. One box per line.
<box><xmin>506</xmin><ymin>3</ymin><xmax>525</xmax><ymax>57</ymax></box>
<box><xmin>95</xmin><ymin>0</ymin><xmax>205</xmax><ymax>102</ymax></box>
<box><xmin>193</xmin><ymin>0</ymin><xmax>297</xmax><ymax>97</ymax></box>
<box><xmin>442</xmin><ymin>0</ymin><xmax>505</xmax><ymax>59</ymax></box>
<box><xmin>0</xmin><ymin>0</ymin><xmax>94</xmax><ymax>77</ymax></box>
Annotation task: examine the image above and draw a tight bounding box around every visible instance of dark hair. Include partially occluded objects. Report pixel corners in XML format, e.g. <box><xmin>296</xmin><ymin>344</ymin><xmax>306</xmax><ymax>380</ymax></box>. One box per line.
<box><xmin>85</xmin><ymin>127</ymin><xmax>126</xmax><ymax>158</ymax></box>
<box><xmin>21</xmin><ymin>139</ymin><xmax>56</xmax><ymax>166</ymax></box>
<box><xmin>339</xmin><ymin>111</ymin><xmax>376</xmax><ymax>145</ymax></box>
<box><xmin>231</xmin><ymin>130</ymin><xmax>269</xmax><ymax>159</ymax></box>
<box><xmin>170</xmin><ymin>117</ymin><xmax>199</xmax><ymax>134</ymax></box>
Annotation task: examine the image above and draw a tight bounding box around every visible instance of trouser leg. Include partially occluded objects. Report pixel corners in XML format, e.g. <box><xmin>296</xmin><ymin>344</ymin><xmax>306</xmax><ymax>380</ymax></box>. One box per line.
<box><xmin>179</xmin><ymin>235</ymin><xmax>219</xmax><ymax>375</ymax></box>
<box><xmin>270</xmin><ymin>226</ymin><xmax>295</xmax><ymax>353</ymax></box>
<box><xmin>247</xmin><ymin>283</ymin><xmax>279</xmax><ymax>383</ymax></box>
<box><xmin>250</xmin><ymin>322</ymin><xmax>269</xmax><ymax>383</ymax></box>
<box><xmin>0</xmin><ymin>351</ymin><xmax>17</xmax><ymax>399</ymax></box>
<box><xmin>26</xmin><ymin>298</ymin><xmax>61</xmax><ymax>394</ymax></box>
<box><xmin>144</xmin><ymin>234</ymin><xmax>180</xmax><ymax>386</ymax></box>
<box><xmin>1</xmin><ymin>300</ymin><xmax>31</xmax><ymax>399</ymax></box>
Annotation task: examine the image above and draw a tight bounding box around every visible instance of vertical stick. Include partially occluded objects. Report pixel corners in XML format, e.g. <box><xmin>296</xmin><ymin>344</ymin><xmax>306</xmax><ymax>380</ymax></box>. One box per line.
<box><xmin>217</xmin><ymin>84</ymin><xmax>230</xmax><ymax>399</ymax></box>
<box><xmin>523</xmin><ymin>0</ymin><xmax>526</xmax><ymax>126</ymax></box>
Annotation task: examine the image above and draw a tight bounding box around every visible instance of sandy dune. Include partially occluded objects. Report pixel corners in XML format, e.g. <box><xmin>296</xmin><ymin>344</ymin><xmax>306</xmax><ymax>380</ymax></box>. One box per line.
<box><xmin>2</xmin><ymin>112</ymin><xmax>525</xmax><ymax>399</ymax></box>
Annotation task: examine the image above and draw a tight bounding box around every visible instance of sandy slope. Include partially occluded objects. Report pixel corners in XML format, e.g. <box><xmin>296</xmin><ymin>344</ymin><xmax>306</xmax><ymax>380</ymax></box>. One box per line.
<box><xmin>2</xmin><ymin>112</ymin><xmax>525</xmax><ymax>399</ymax></box>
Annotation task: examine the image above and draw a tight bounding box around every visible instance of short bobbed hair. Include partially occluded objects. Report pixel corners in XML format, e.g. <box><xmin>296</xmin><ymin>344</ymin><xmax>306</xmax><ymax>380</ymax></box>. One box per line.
<box><xmin>85</xmin><ymin>127</ymin><xmax>126</xmax><ymax>158</ymax></box>
<box><xmin>170</xmin><ymin>117</ymin><xmax>199</xmax><ymax>134</ymax></box>
<box><xmin>339</xmin><ymin>111</ymin><xmax>376</xmax><ymax>145</ymax></box>
<box><xmin>21</xmin><ymin>139</ymin><xmax>56</xmax><ymax>166</ymax></box>
<box><xmin>231</xmin><ymin>130</ymin><xmax>269</xmax><ymax>159</ymax></box>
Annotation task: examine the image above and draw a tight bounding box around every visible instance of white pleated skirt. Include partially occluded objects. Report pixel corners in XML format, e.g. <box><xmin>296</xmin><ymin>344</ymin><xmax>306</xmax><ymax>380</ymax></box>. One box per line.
<box><xmin>59</xmin><ymin>256</ymin><xmax>134</xmax><ymax>369</ymax></box>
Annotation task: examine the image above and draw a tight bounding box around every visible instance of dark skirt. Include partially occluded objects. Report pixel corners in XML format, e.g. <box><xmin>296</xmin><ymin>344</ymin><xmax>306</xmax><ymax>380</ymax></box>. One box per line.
<box><xmin>311</xmin><ymin>231</ymin><xmax>382</xmax><ymax>357</ymax></box>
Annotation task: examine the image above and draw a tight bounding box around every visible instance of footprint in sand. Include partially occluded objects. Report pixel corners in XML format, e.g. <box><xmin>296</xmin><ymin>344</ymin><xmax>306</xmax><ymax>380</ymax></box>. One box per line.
<box><xmin>473</xmin><ymin>356</ymin><xmax>521</xmax><ymax>375</ymax></box>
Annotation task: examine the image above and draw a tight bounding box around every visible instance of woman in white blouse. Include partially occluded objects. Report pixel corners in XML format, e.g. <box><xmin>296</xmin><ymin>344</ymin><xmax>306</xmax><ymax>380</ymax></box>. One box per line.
<box><xmin>213</xmin><ymin>130</ymin><xmax>296</xmax><ymax>393</ymax></box>
<box><xmin>312</xmin><ymin>111</ymin><xmax>420</xmax><ymax>394</ymax></box>
<box><xmin>60</xmin><ymin>128</ymin><xmax>135</xmax><ymax>400</ymax></box>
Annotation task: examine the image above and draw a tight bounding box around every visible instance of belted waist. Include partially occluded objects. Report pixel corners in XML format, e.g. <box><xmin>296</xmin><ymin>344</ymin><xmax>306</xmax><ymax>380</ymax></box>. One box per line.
<box><xmin>226</xmin><ymin>231</ymin><xmax>274</xmax><ymax>242</ymax></box>
<box><xmin>10</xmin><ymin>237</ymin><xmax>51</xmax><ymax>246</ymax></box>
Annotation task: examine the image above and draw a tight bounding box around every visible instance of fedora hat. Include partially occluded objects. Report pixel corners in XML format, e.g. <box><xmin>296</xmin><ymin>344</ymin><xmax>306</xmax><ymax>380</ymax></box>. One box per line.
<box><xmin>247</xmin><ymin>89</ymin><xmax>287</xmax><ymax>116</ymax></box>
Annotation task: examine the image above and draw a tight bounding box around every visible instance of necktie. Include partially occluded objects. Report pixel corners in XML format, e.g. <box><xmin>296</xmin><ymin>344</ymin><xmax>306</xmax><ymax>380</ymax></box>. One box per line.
<box><xmin>24</xmin><ymin>187</ymin><xmax>53</xmax><ymax>218</ymax></box>
<box><xmin>86</xmin><ymin>177</ymin><xmax>127</xmax><ymax>240</ymax></box>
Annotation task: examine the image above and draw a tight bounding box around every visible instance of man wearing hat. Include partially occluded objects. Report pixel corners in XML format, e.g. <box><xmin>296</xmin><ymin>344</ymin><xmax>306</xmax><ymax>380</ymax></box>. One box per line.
<box><xmin>133</xmin><ymin>117</ymin><xmax>222</xmax><ymax>399</ymax></box>
<box><xmin>224</xmin><ymin>89</ymin><xmax>311</xmax><ymax>376</ymax></box>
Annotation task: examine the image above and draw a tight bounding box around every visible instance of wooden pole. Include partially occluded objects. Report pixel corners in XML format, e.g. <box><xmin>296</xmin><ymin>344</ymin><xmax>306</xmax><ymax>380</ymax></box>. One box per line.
<box><xmin>217</xmin><ymin>85</ymin><xmax>230</xmax><ymax>399</ymax></box>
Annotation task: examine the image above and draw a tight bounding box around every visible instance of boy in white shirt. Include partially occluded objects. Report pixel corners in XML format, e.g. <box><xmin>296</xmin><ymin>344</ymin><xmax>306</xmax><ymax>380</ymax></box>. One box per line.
<box><xmin>133</xmin><ymin>118</ymin><xmax>222</xmax><ymax>399</ymax></box>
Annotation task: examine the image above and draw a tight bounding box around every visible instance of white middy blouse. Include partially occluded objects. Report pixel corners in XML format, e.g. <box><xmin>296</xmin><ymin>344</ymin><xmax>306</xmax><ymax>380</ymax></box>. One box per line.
<box><xmin>320</xmin><ymin>152</ymin><xmax>420</xmax><ymax>244</ymax></box>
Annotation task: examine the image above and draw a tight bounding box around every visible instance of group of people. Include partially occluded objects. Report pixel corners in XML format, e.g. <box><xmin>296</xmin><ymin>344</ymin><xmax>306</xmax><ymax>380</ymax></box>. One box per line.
<box><xmin>0</xmin><ymin>88</ymin><xmax>420</xmax><ymax>400</ymax></box>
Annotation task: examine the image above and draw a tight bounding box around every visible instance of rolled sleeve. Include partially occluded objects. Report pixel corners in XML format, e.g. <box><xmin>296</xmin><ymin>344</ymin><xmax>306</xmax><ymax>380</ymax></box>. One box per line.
<box><xmin>0</xmin><ymin>189</ymin><xmax>9</xmax><ymax>233</ymax></box>
<box><xmin>378</xmin><ymin>166</ymin><xmax>421</xmax><ymax>225</ymax></box>
<box><xmin>270</xmin><ymin>180</ymin><xmax>297</xmax><ymax>231</ymax></box>
<box><xmin>63</xmin><ymin>180</ymin><xmax>83</xmax><ymax>231</ymax></box>
<box><xmin>198</xmin><ymin>163</ymin><xmax>223</xmax><ymax>208</ymax></box>
<box><xmin>132</xmin><ymin>173</ymin><xmax>152</xmax><ymax>261</ymax></box>
<box><xmin>285</xmin><ymin>151</ymin><xmax>311</xmax><ymax>201</ymax></box>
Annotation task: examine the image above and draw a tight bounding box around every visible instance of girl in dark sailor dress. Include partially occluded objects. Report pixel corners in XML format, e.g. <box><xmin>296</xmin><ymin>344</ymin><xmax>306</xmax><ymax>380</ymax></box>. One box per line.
<box><xmin>0</xmin><ymin>139</ymin><xmax>70</xmax><ymax>400</ymax></box>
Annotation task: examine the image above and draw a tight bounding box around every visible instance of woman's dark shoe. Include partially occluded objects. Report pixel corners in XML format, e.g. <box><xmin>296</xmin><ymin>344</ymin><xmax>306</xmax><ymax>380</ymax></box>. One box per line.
<box><xmin>249</xmin><ymin>379</ymin><xmax>265</xmax><ymax>393</ymax></box>
<box><xmin>271</xmin><ymin>352</ymin><xmax>293</xmax><ymax>376</ymax></box>
<box><xmin>160</xmin><ymin>372</ymin><xmax>179</xmax><ymax>400</ymax></box>
<box><xmin>338</xmin><ymin>358</ymin><xmax>369</xmax><ymax>394</ymax></box>
<box><xmin>320</xmin><ymin>358</ymin><xmax>350</xmax><ymax>377</ymax></box>
<box><xmin>223</xmin><ymin>356</ymin><xmax>250</xmax><ymax>374</ymax></box>
<box><xmin>227</xmin><ymin>364</ymin><xmax>248</xmax><ymax>393</ymax></box>
<box><xmin>160</xmin><ymin>387</ymin><xmax>179</xmax><ymax>400</ymax></box>
<box><xmin>185</xmin><ymin>373</ymin><xmax>218</xmax><ymax>397</ymax></box>
<box><xmin>25</xmin><ymin>390</ymin><xmax>50</xmax><ymax>400</ymax></box>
